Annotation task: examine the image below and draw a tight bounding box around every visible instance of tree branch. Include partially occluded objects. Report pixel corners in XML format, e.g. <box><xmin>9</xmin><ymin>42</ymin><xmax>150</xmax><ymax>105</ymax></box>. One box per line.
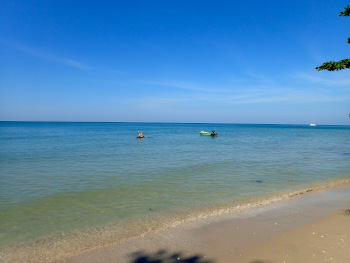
<box><xmin>316</xmin><ymin>6</ymin><xmax>350</xmax><ymax>71</ymax></box>
<box><xmin>316</xmin><ymin>59</ymin><xmax>350</xmax><ymax>71</ymax></box>
<box><xmin>339</xmin><ymin>6</ymin><xmax>350</xmax><ymax>16</ymax></box>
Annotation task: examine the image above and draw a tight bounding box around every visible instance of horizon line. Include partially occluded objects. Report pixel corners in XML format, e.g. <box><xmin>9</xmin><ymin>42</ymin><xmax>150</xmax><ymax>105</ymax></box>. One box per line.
<box><xmin>0</xmin><ymin>121</ymin><xmax>349</xmax><ymax>127</ymax></box>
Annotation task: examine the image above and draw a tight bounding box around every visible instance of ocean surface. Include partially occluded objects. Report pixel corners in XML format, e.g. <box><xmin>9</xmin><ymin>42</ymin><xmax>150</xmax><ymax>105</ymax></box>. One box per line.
<box><xmin>1</xmin><ymin>122</ymin><xmax>350</xmax><ymax>261</ymax></box>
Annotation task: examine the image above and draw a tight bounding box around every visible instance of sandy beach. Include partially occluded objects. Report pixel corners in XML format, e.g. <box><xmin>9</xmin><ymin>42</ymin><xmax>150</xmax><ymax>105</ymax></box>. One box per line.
<box><xmin>56</xmin><ymin>183</ymin><xmax>350</xmax><ymax>263</ymax></box>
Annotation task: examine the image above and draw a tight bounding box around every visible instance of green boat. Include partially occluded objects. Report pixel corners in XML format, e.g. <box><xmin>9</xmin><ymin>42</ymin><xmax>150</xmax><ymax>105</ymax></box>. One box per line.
<box><xmin>199</xmin><ymin>130</ymin><xmax>217</xmax><ymax>136</ymax></box>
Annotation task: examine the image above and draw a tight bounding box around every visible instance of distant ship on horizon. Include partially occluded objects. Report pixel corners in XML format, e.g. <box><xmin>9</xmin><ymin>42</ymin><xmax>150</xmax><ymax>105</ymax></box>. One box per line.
<box><xmin>310</xmin><ymin>119</ymin><xmax>316</xmax><ymax>127</ymax></box>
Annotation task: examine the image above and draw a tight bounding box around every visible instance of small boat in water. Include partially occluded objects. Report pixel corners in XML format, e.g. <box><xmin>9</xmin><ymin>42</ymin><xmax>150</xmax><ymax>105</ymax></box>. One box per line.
<box><xmin>199</xmin><ymin>130</ymin><xmax>218</xmax><ymax>136</ymax></box>
<box><xmin>137</xmin><ymin>132</ymin><xmax>146</xmax><ymax>138</ymax></box>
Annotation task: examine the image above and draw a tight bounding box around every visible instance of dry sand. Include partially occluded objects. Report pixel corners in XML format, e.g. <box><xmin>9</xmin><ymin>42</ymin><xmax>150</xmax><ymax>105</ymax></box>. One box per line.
<box><xmin>57</xmin><ymin>184</ymin><xmax>350</xmax><ymax>263</ymax></box>
<box><xmin>235</xmin><ymin>209</ymin><xmax>350</xmax><ymax>263</ymax></box>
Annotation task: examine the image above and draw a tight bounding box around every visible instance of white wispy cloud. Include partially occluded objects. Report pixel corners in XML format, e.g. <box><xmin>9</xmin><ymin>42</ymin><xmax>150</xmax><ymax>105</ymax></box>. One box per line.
<box><xmin>137</xmin><ymin>68</ymin><xmax>350</xmax><ymax>107</ymax></box>
<box><xmin>296</xmin><ymin>71</ymin><xmax>350</xmax><ymax>87</ymax></box>
<box><xmin>119</xmin><ymin>82</ymin><xmax>350</xmax><ymax>112</ymax></box>
<box><xmin>1</xmin><ymin>39</ymin><xmax>93</xmax><ymax>70</ymax></box>
<box><xmin>139</xmin><ymin>79</ymin><xmax>230</xmax><ymax>93</ymax></box>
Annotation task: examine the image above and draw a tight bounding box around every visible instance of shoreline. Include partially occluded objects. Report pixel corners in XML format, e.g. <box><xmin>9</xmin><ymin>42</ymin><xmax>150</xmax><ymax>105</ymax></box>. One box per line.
<box><xmin>2</xmin><ymin>181</ymin><xmax>350</xmax><ymax>263</ymax></box>
<box><xmin>58</xmin><ymin>182</ymin><xmax>350</xmax><ymax>263</ymax></box>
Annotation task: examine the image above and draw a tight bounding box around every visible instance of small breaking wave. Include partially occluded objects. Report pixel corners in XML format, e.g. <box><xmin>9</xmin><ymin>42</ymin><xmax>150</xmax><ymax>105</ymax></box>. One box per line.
<box><xmin>1</xmin><ymin>178</ymin><xmax>350</xmax><ymax>263</ymax></box>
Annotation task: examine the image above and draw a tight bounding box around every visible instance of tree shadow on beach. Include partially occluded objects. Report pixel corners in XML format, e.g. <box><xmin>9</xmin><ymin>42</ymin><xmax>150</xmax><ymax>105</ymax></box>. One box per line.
<box><xmin>129</xmin><ymin>249</ymin><xmax>214</xmax><ymax>263</ymax></box>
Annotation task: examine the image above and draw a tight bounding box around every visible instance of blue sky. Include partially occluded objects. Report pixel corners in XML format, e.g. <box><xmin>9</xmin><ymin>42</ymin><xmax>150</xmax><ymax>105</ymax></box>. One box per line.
<box><xmin>1</xmin><ymin>0</ymin><xmax>349</xmax><ymax>124</ymax></box>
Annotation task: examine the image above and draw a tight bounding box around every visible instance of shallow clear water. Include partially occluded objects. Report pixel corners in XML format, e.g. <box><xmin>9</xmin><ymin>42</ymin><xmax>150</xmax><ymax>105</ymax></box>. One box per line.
<box><xmin>1</xmin><ymin>122</ymin><xmax>350</xmax><ymax>250</ymax></box>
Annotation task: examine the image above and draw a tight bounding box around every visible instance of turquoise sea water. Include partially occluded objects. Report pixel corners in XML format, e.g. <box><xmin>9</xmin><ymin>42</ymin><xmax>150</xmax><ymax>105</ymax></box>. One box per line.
<box><xmin>1</xmin><ymin>122</ymin><xmax>350</xmax><ymax>261</ymax></box>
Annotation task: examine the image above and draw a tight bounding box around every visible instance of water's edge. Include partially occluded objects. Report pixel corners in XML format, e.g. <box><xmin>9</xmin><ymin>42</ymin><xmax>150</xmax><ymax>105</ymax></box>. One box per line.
<box><xmin>1</xmin><ymin>178</ymin><xmax>350</xmax><ymax>263</ymax></box>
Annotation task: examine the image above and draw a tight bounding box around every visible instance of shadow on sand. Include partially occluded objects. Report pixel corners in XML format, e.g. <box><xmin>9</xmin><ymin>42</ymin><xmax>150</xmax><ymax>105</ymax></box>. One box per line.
<box><xmin>128</xmin><ymin>250</ymin><xmax>272</xmax><ymax>263</ymax></box>
<box><xmin>128</xmin><ymin>249</ymin><xmax>214</xmax><ymax>263</ymax></box>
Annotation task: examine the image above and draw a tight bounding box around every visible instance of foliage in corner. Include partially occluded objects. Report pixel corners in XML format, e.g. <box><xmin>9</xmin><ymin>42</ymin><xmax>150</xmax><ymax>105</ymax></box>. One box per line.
<box><xmin>316</xmin><ymin>59</ymin><xmax>350</xmax><ymax>71</ymax></box>
<box><xmin>339</xmin><ymin>5</ymin><xmax>350</xmax><ymax>16</ymax></box>
<box><xmin>316</xmin><ymin>6</ymin><xmax>350</xmax><ymax>71</ymax></box>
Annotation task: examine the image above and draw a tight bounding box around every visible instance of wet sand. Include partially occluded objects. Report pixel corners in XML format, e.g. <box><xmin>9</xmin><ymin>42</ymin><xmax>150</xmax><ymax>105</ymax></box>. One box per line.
<box><xmin>57</xmin><ymin>183</ymin><xmax>350</xmax><ymax>263</ymax></box>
